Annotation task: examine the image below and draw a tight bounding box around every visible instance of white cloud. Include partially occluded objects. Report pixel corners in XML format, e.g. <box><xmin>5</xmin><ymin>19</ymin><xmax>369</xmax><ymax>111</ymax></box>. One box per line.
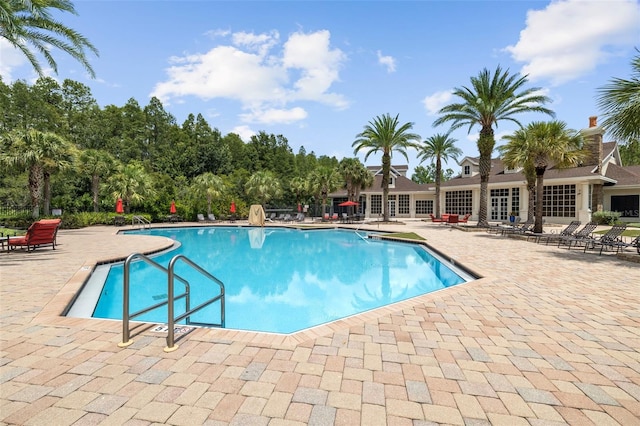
<box><xmin>505</xmin><ymin>0</ymin><xmax>640</xmax><ymax>85</ymax></box>
<box><xmin>151</xmin><ymin>29</ymin><xmax>348</xmax><ymax>125</ymax></box>
<box><xmin>229</xmin><ymin>125</ymin><xmax>256</xmax><ymax>141</ymax></box>
<box><xmin>232</xmin><ymin>30</ymin><xmax>279</xmax><ymax>56</ymax></box>
<box><xmin>0</xmin><ymin>40</ymin><xmax>25</xmax><ymax>81</ymax></box>
<box><xmin>239</xmin><ymin>107</ymin><xmax>308</xmax><ymax>124</ymax></box>
<box><xmin>282</xmin><ymin>30</ymin><xmax>348</xmax><ymax>106</ymax></box>
<box><xmin>376</xmin><ymin>50</ymin><xmax>396</xmax><ymax>73</ymax></box>
<box><xmin>422</xmin><ymin>90</ymin><xmax>453</xmax><ymax>116</ymax></box>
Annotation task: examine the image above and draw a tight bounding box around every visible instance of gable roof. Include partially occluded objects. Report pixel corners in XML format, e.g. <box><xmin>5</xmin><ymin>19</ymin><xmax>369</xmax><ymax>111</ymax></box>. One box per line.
<box><xmin>604</xmin><ymin>164</ymin><xmax>640</xmax><ymax>187</ymax></box>
<box><xmin>441</xmin><ymin>160</ymin><xmax>615</xmax><ymax>187</ymax></box>
<box><xmin>330</xmin><ymin>166</ymin><xmax>432</xmax><ymax>197</ymax></box>
<box><xmin>367</xmin><ymin>165</ymin><xmax>409</xmax><ymax>177</ymax></box>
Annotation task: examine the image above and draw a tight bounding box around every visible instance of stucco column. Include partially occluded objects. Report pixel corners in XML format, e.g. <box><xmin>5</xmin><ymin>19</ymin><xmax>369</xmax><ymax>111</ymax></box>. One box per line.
<box><xmin>578</xmin><ymin>183</ymin><xmax>591</xmax><ymax>223</ymax></box>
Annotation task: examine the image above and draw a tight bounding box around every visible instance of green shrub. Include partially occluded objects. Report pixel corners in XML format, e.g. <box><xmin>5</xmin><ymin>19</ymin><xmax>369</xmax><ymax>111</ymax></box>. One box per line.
<box><xmin>592</xmin><ymin>210</ymin><xmax>621</xmax><ymax>225</ymax></box>
<box><xmin>0</xmin><ymin>211</ymin><xmax>156</xmax><ymax>230</ymax></box>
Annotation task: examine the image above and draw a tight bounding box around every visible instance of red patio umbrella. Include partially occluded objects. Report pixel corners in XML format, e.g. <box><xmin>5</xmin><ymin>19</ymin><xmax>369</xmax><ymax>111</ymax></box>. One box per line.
<box><xmin>115</xmin><ymin>198</ymin><xmax>124</xmax><ymax>214</ymax></box>
<box><xmin>230</xmin><ymin>202</ymin><xmax>236</xmax><ymax>214</ymax></box>
<box><xmin>338</xmin><ymin>200</ymin><xmax>359</xmax><ymax>207</ymax></box>
<box><xmin>170</xmin><ymin>200</ymin><xmax>177</xmax><ymax>214</ymax></box>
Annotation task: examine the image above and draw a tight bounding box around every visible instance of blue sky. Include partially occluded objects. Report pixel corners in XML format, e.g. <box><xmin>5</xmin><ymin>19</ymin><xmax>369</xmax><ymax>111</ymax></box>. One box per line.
<box><xmin>1</xmin><ymin>0</ymin><xmax>639</xmax><ymax>175</ymax></box>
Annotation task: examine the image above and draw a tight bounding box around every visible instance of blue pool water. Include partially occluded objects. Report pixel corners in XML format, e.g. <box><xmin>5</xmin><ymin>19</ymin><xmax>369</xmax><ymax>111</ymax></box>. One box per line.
<box><xmin>90</xmin><ymin>227</ymin><xmax>472</xmax><ymax>334</ymax></box>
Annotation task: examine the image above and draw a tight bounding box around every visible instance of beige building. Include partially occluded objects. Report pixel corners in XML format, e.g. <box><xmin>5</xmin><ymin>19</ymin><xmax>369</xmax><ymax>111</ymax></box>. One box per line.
<box><xmin>331</xmin><ymin>117</ymin><xmax>640</xmax><ymax>223</ymax></box>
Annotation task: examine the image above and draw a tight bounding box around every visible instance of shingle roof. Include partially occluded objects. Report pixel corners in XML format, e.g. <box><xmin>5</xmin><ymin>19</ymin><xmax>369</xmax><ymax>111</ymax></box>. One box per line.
<box><xmin>441</xmin><ymin>162</ymin><xmax>611</xmax><ymax>187</ymax></box>
<box><xmin>330</xmin><ymin>170</ymin><xmax>432</xmax><ymax>197</ymax></box>
<box><xmin>605</xmin><ymin>163</ymin><xmax>640</xmax><ymax>187</ymax></box>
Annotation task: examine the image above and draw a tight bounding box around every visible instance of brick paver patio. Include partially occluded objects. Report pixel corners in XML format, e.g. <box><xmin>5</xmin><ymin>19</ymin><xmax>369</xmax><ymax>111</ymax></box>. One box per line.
<box><xmin>1</xmin><ymin>220</ymin><xmax>639</xmax><ymax>425</ymax></box>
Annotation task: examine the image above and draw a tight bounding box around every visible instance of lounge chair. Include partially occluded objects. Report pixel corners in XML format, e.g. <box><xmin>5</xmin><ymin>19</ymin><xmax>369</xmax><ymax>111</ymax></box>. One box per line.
<box><xmin>331</xmin><ymin>213</ymin><xmax>339</xmax><ymax>221</ymax></box>
<box><xmin>487</xmin><ymin>217</ymin><xmax>520</xmax><ymax>234</ymax></box>
<box><xmin>458</xmin><ymin>214</ymin><xmax>471</xmax><ymax>224</ymax></box>
<box><xmin>589</xmin><ymin>234</ymin><xmax>639</xmax><ymax>255</ymax></box>
<box><xmin>283</xmin><ymin>214</ymin><xmax>292</xmax><ymax>222</ymax></box>
<box><xmin>558</xmin><ymin>222</ymin><xmax>598</xmax><ymax>249</ymax></box>
<box><xmin>500</xmin><ymin>219</ymin><xmax>534</xmax><ymax>236</ymax></box>
<box><xmin>207</xmin><ymin>214</ymin><xmax>217</xmax><ymax>222</ymax></box>
<box><xmin>583</xmin><ymin>224</ymin><xmax>628</xmax><ymax>254</ymax></box>
<box><xmin>197</xmin><ymin>213</ymin><xmax>206</xmax><ymax>222</ymax></box>
<box><xmin>429</xmin><ymin>214</ymin><xmax>444</xmax><ymax>223</ymax></box>
<box><xmin>534</xmin><ymin>220</ymin><xmax>581</xmax><ymax>244</ymax></box>
<box><xmin>267</xmin><ymin>213</ymin><xmax>276</xmax><ymax>222</ymax></box>
<box><xmin>8</xmin><ymin>219</ymin><xmax>62</xmax><ymax>252</ymax></box>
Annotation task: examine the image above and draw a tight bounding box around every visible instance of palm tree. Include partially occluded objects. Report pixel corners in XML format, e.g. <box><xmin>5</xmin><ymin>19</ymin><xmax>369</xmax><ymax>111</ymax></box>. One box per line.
<box><xmin>0</xmin><ymin>0</ymin><xmax>99</xmax><ymax>78</ymax></box>
<box><xmin>289</xmin><ymin>176</ymin><xmax>309</xmax><ymax>210</ymax></box>
<box><xmin>192</xmin><ymin>172</ymin><xmax>225</xmax><ymax>216</ymax></box>
<box><xmin>416</xmin><ymin>133</ymin><xmax>462</xmax><ymax>218</ymax></box>
<box><xmin>596</xmin><ymin>49</ymin><xmax>640</xmax><ymax>145</ymax></box>
<box><xmin>353</xmin><ymin>113</ymin><xmax>420</xmax><ymax>222</ymax></box>
<box><xmin>106</xmin><ymin>161</ymin><xmax>155</xmax><ymax>213</ymax></box>
<box><xmin>245</xmin><ymin>170</ymin><xmax>283</xmax><ymax>207</ymax></box>
<box><xmin>41</xmin><ymin>136</ymin><xmax>76</xmax><ymax>215</ymax></box>
<box><xmin>338</xmin><ymin>158</ymin><xmax>373</xmax><ymax>218</ymax></box>
<box><xmin>77</xmin><ymin>149</ymin><xmax>115</xmax><ymax>212</ymax></box>
<box><xmin>433</xmin><ymin>66</ymin><xmax>554</xmax><ymax>226</ymax></box>
<box><xmin>0</xmin><ymin>128</ymin><xmax>71</xmax><ymax>218</ymax></box>
<box><xmin>308</xmin><ymin>166</ymin><xmax>342</xmax><ymax>218</ymax></box>
<box><xmin>496</xmin><ymin>138</ymin><xmax>537</xmax><ymax>222</ymax></box>
<box><xmin>501</xmin><ymin>121</ymin><xmax>586</xmax><ymax>234</ymax></box>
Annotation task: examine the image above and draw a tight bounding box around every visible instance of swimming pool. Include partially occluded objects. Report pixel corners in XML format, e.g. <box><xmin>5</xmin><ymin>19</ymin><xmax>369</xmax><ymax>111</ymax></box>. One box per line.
<box><xmin>71</xmin><ymin>227</ymin><xmax>474</xmax><ymax>334</ymax></box>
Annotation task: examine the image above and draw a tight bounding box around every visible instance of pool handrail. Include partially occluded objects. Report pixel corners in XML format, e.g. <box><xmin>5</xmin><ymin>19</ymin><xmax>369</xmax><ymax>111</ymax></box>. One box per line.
<box><xmin>167</xmin><ymin>254</ymin><xmax>225</xmax><ymax>351</ymax></box>
<box><xmin>118</xmin><ymin>252</ymin><xmax>225</xmax><ymax>352</ymax></box>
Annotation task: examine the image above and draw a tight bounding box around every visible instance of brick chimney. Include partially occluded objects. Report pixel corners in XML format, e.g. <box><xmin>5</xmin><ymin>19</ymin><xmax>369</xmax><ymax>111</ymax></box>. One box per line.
<box><xmin>582</xmin><ymin>116</ymin><xmax>604</xmax><ymax>213</ymax></box>
<box><xmin>581</xmin><ymin>116</ymin><xmax>603</xmax><ymax>174</ymax></box>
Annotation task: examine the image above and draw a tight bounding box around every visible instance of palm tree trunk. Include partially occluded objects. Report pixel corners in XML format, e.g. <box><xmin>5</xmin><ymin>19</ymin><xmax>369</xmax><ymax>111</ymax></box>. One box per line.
<box><xmin>435</xmin><ymin>157</ymin><xmax>442</xmax><ymax>218</ymax></box>
<box><xmin>527</xmin><ymin>183</ymin><xmax>535</xmax><ymax>222</ymax></box>
<box><xmin>92</xmin><ymin>174</ymin><xmax>100</xmax><ymax>212</ymax></box>
<box><xmin>43</xmin><ymin>171</ymin><xmax>51</xmax><ymax>216</ymax></box>
<box><xmin>28</xmin><ymin>164</ymin><xmax>43</xmax><ymax>219</ymax></box>
<box><xmin>477</xmin><ymin>127</ymin><xmax>495</xmax><ymax>227</ymax></box>
<box><xmin>382</xmin><ymin>152</ymin><xmax>390</xmax><ymax>222</ymax></box>
<box><xmin>534</xmin><ymin>170</ymin><xmax>545</xmax><ymax>234</ymax></box>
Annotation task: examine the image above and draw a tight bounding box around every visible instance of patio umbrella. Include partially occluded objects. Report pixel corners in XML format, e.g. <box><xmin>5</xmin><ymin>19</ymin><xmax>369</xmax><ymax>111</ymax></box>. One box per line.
<box><xmin>338</xmin><ymin>200</ymin><xmax>358</xmax><ymax>207</ymax></box>
<box><xmin>170</xmin><ymin>201</ymin><xmax>177</xmax><ymax>214</ymax></box>
<box><xmin>230</xmin><ymin>202</ymin><xmax>236</xmax><ymax>214</ymax></box>
<box><xmin>115</xmin><ymin>198</ymin><xmax>124</xmax><ymax>214</ymax></box>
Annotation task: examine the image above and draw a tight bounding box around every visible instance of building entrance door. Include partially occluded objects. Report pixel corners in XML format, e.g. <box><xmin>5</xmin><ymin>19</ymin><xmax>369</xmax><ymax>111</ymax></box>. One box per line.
<box><xmin>490</xmin><ymin>195</ymin><xmax>509</xmax><ymax>221</ymax></box>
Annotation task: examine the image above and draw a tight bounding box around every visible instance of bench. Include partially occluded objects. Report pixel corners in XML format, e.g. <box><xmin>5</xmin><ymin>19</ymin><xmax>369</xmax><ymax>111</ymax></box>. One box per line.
<box><xmin>8</xmin><ymin>219</ymin><xmax>62</xmax><ymax>252</ymax></box>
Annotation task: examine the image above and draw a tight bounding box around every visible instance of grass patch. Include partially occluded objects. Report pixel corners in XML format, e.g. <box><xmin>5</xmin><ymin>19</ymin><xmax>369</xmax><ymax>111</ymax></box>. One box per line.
<box><xmin>594</xmin><ymin>229</ymin><xmax>640</xmax><ymax>237</ymax></box>
<box><xmin>384</xmin><ymin>232</ymin><xmax>426</xmax><ymax>241</ymax></box>
<box><xmin>0</xmin><ymin>227</ymin><xmax>25</xmax><ymax>236</ymax></box>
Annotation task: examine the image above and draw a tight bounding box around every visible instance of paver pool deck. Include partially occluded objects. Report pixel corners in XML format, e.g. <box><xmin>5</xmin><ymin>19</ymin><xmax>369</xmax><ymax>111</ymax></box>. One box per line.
<box><xmin>1</xmin><ymin>219</ymin><xmax>639</xmax><ymax>425</ymax></box>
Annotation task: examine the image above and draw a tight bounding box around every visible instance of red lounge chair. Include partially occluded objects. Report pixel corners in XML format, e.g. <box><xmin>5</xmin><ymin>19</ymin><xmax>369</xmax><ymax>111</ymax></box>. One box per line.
<box><xmin>8</xmin><ymin>219</ymin><xmax>62</xmax><ymax>251</ymax></box>
<box><xmin>429</xmin><ymin>214</ymin><xmax>443</xmax><ymax>223</ymax></box>
<box><xmin>458</xmin><ymin>214</ymin><xmax>471</xmax><ymax>223</ymax></box>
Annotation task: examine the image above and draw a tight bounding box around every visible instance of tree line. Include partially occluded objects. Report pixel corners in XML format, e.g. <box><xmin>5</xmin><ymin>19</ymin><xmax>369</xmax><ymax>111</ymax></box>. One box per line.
<box><xmin>0</xmin><ymin>77</ymin><xmax>377</xmax><ymax>221</ymax></box>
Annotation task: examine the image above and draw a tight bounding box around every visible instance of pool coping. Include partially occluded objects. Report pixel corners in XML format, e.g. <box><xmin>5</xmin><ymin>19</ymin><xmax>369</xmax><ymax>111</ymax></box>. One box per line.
<box><xmin>36</xmin><ymin>224</ymin><xmax>492</xmax><ymax>349</ymax></box>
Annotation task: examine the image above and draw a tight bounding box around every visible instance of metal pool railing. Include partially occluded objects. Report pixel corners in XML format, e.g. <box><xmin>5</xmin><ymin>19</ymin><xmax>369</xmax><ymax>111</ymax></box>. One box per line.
<box><xmin>118</xmin><ymin>252</ymin><xmax>225</xmax><ymax>352</ymax></box>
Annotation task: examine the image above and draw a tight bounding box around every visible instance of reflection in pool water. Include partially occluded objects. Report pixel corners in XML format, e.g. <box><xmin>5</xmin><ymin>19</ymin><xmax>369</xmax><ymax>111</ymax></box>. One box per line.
<box><xmin>91</xmin><ymin>227</ymin><xmax>473</xmax><ymax>334</ymax></box>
